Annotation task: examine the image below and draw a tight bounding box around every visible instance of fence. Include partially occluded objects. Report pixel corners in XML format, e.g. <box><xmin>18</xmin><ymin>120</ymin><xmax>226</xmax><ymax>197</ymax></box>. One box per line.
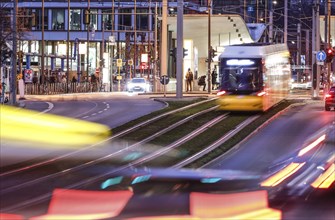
<box><xmin>24</xmin><ymin>82</ymin><xmax>102</xmax><ymax>95</ymax></box>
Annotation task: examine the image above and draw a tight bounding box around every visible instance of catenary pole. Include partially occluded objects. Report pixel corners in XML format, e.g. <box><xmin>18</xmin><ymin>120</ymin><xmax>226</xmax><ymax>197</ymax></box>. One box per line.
<box><xmin>207</xmin><ymin>0</ymin><xmax>211</xmax><ymax>93</ymax></box>
<box><xmin>176</xmin><ymin>0</ymin><xmax>183</xmax><ymax>98</ymax></box>
<box><xmin>10</xmin><ymin>0</ymin><xmax>18</xmax><ymax>105</ymax></box>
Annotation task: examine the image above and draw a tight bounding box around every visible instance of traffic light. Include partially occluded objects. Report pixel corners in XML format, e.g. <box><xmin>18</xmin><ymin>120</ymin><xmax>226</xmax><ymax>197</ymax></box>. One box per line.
<box><xmin>183</xmin><ymin>48</ymin><xmax>188</xmax><ymax>58</ymax></box>
<box><xmin>169</xmin><ymin>48</ymin><xmax>176</xmax><ymax>61</ymax></box>
<box><xmin>100</xmin><ymin>59</ymin><xmax>105</xmax><ymax>67</ymax></box>
<box><xmin>2</xmin><ymin>48</ymin><xmax>12</xmax><ymax>63</ymax></box>
<box><xmin>83</xmin><ymin>9</ymin><xmax>90</xmax><ymax>25</ymax></box>
<box><xmin>31</xmin><ymin>13</ymin><xmax>36</xmax><ymax>27</ymax></box>
<box><xmin>325</xmin><ymin>48</ymin><xmax>334</xmax><ymax>63</ymax></box>
<box><xmin>209</xmin><ymin>46</ymin><xmax>217</xmax><ymax>62</ymax></box>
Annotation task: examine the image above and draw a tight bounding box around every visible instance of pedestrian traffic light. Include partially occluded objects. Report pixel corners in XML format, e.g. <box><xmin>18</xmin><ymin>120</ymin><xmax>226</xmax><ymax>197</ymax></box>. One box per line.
<box><xmin>325</xmin><ymin>48</ymin><xmax>334</xmax><ymax>63</ymax></box>
<box><xmin>183</xmin><ymin>48</ymin><xmax>188</xmax><ymax>58</ymax></box>
<box><xmin>209</xmin><ymin>46</ymin><xmax>217</xmax><ymax>62</ymax></box>
<box><xmin>83</xmin><ymin>9</ymin><xmax>90</xmax><ymax>25</ymax></box>
<box><xmin>169</xmin><ymin>48</ymin><xmax>176</xmax><ymax>61</ymax></box>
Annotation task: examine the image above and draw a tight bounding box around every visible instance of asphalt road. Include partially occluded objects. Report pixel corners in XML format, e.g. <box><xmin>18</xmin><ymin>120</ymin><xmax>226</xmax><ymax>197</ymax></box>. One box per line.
<box><xmin>205</xmin><ymin>99</ymin><xmax>335</xmax><ymax>220</ymax></box>
<box><xmin>205</xmin><ymin>100</ymin><xmax>333</xmax><ymax>172</ymax></box>
<box><xmin>23</xmin><ymin>92</ymin><xmax>167</xmax><ymax>128</ymax></box>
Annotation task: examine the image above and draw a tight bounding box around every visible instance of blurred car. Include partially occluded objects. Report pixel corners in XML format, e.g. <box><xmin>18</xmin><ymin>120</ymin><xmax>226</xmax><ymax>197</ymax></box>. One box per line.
<box><xmin>127</xmin><ymin>77</ymin><xmax>150</xmax><ymax>93</ymax></box>
<box><xmin>325</xmin><ymin>86</ymin><xmax>335</xmax><ymax>111</ymax></box>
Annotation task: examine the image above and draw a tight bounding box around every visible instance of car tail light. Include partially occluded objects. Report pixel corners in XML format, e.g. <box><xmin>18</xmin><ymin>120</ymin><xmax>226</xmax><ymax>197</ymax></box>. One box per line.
<box><xmin>216</xmin><ymin>90</ymin><xmax>226</xmax><ymax>96</ymax></box>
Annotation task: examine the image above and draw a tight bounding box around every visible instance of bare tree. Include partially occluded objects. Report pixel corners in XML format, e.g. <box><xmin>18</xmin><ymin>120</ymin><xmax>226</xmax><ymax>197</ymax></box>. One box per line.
<box><xmin>0</xmin><ymin>3</ymin><xmax>13</xmax><ymax>64</ymax></box>
<box><xmin>1</xmin><ymin>3</ymin><xmax>32</xmax><ymax>64</ymax></box>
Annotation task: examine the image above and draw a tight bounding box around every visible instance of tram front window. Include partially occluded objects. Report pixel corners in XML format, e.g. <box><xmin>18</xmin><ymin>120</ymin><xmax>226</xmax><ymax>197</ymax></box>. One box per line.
<box><xmin>221</xmin><ymin>67</ymin><xmax>262</xmax><ymax>94</ymax></box>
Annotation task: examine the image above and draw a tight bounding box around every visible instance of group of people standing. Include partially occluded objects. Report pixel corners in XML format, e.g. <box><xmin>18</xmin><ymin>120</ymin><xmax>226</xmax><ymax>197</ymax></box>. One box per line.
<box><xmin>185</xmin><ymin>67</ymin><xmax>218</xmax><ymax>92</ymax></box>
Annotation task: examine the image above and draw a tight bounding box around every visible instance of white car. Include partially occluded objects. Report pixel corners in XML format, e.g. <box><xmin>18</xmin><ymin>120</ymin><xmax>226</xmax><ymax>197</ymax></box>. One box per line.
<box><xmin>127</xmin><ymin>78</ymin><xmax>150</xmax><ymax>93</ymax></box>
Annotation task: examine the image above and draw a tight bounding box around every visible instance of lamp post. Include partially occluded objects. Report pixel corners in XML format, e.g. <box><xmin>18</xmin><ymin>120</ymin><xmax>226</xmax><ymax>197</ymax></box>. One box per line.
<box><xmin>10</xmin><ymin>0</ymin><xmax>18</xmax><ymax>105</ymax></box>
<box><xmin>176</xmin><ymin>0</ymin><xmax>183</xmax><ymax>98</ymax></box>
<box><xmin>109</xmin><ymin>35</ymin><xmax>115</xmax><ymax>92</ymax></box>
<box><xmin>207</xmin><ymin>0</ymin><xmax>212</xmax><ymax>94</ymax></box>
<box><xmin>66</xmin><ymin>0</ymin><xmax>70</xmax><ymax>92</ymax></box>
<box><xmin>86</xmin><ymin>0</ymin><xmax>90</xmax><ymax>78</ymax></box>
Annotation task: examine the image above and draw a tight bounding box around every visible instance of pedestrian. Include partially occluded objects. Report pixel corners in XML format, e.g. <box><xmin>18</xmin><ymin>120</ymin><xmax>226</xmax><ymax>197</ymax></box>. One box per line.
<box><xmin>185</xmin><ymin>68</ymin><xmax>193</xmax><ymax>92</ymax></box>
<box><xmin>198</xmin><ymin>75</ymin><xmax>206</xmax><ymax>91</ymax></box>
<box><xmin>211</xmin><ymin>66</ymin><xmax>218</xmax><ymax>90</ymax></box>
<box><xmin>71</xmin><ymin>76</ymin><xmax>77</xmax><ymax>83</ymax></box>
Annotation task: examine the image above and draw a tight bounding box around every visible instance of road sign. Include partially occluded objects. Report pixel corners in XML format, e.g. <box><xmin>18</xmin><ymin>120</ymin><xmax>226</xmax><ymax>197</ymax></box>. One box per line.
<box><xmin>160</xmin><ymin>75</ymin><xmax>170</xmax><ymax>85</ymax></box>
<box><xmin>316</xmin><ymin>51</ymin><xmax>326</xmax><ymax>62</ymax></box>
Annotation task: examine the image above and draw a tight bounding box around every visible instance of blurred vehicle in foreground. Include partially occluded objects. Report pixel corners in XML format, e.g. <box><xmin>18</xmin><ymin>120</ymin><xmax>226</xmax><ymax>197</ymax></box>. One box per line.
<box><xmin>216</xmin><ymin>43</ymin><xmax>291</xmax><ymax>112</ymax></box>
<box><xmin>325</xmin><ymin>86</ymin><xmax>335</xmax><ymax>111</ymax></box>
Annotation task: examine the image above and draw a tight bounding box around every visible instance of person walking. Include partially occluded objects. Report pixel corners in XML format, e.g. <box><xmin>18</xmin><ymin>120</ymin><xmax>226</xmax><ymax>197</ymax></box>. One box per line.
<box><xmin>185</xmin><ymin>68</ymin><xmax>193</xmax><ymax>92</ymax></box>
<box><xmin>198</xmin><ymin>75</ymin><xmax>206</xmax><ymax>91</ymax></box>
<box><xmin>211</xmin><ymin>66</ymin><xmax>218</xmax><ymax>90</ymax></box>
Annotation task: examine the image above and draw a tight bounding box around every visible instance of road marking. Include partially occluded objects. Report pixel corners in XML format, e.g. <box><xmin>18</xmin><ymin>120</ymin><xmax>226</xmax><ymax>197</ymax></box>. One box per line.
<box><xmin>37</xmin><ymin>102</ymin><xmax>54</xmax><ymax>115</ymax></box>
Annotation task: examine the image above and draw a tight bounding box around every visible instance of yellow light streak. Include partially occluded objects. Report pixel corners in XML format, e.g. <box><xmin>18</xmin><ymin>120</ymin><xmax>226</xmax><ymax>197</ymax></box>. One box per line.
<box><xmin>311</xmin><ymin>164</ymin><xmax>335</xmax><ymax>189</ymax></box>
<box><xmin>0</xmin><ymin>105</ymin><xmax>111</xmax><ymax>148</ymax></box>
<box><xmin>261</xmin><ymin>162</ymin><xmax>305</xmax><ymax>187</ymax></box>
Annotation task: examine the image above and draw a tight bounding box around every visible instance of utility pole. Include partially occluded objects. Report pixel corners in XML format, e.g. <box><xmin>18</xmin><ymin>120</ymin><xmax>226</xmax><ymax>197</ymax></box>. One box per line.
<box><xmin>297</xmin><ymin>23</ymin><xmax>301</xmax><ymax>66</ymax></box>
<box><xmin>269</xmin><ymin>0</ymin><xmax>273</xmax><ymax>43</ymax></box>
<box><xmin>41</xmin><ymin>0</ymin><xmax>45</xmax><ymax>84</ymax></box>
<box><xmin>284</xmin><ymin>0</ymin><xmax>288</xmax><ymax>44</ymax></box>
<box><xmin>10</xmin><ymin>0</ymin><xmax>18</xmax><ymax>105</ymax></box>
<box><xmin>176</xmin><ymin>0</ymin><xmax>183</xmax><ymax>98</ymax></box>
<box><xmin>312</xmin><ymin>0</ymin><xmax>321</xmax><ymax>99</ymax></box>
<box><xmin>86</xmin><ymin>0</ymin><xmax>90</xmax><ymax>78</ymax></box>
<box><xmin>161</xmin><ymin>0</ymin><xmax>168</xmax><ymax>77</ymax></box>
<box><xmin>66</xmin><ymin>0</ymin><xmax>70</xmax><ymax>92</ymax></box>
<box><xmin>207</xmin><ymin>0</ymin><xmax>212</xmax><ymax>94</ymax></box>
<box><xmin>325</xmin><ymin>0</ymin><xmax>331</xmax><ymax>92</ymax></box>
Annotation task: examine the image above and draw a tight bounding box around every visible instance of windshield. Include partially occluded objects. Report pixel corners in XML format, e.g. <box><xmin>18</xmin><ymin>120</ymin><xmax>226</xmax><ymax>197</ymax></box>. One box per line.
<box><xmin>131</xmin><ymin>78</ymin><xmax>146</xmax><ymax>83</ymax></box>
<box><xmin>219</xmin><ymin>58</ymin><xmax>263</xmax><ymax>94</ymax></box>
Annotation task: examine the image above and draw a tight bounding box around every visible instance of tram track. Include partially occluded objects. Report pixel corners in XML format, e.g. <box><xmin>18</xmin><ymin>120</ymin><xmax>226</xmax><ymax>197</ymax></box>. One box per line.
<box><xmin>0</xmin><ymin>99</ymin><xmax>294</xmax><ymax>213</ymax></box>
<box><xmin>1</xmin><ymin>99</ymin><xmax>226</xmax><ymax>211</ymax></box>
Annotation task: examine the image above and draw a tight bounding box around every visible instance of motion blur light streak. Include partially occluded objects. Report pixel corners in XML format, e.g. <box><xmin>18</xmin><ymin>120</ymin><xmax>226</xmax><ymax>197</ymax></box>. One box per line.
<box><xmin>261</xmin><ymin>162</ymin><xmax>306</xmax><ymax>187</ymax></box>
<box><xmin>200</xmin><ymin>177</ymin><xmax>221</xmax><ymax>183</ymax></box>
<box><xmin>126</xmin><ymin>191</ymin><xmax>281</xmax><ymax>220</ymax></box>
<box><xmin>298</xmin><ymin>134</ymin><xmax>326</xmax><ymax>157</ymax></box>
<box><xmin>100</xmin><ymin>176</ymin><xmax>123</xmax><ymax>189</ymax></box>
<box><xmin>131</xmin><ymin>175</ymin><xmax>151</xmax><ymax>184</ymax></box>
<box><xmin>311</xmin><ymin>164</ymin><xmax>335</xmax><ymax>189</ymax></box>
<box><xmin>257</xmin><ymin>91</ymin><xmax>267</xmax><ymax>96</ymax></box>
<box><xmin>0</xmin><ymin>105</ymin><xmax>111</xmax><ymax>147</ymax></box>
<box><xmin>0</xmin><ymin>213</ymin><xmax>24</xmax><ymax>220</ymax></box>
<box><xmin>30</xmin><ymin>189</ymin><xmax>133</xmax><ymax>219</ymax></box>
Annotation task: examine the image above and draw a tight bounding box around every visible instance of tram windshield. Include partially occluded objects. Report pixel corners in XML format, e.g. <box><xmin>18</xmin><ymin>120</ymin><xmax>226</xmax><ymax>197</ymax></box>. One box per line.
<box><xmin>219</xmin><ymin>58</ymin><xmax>263</xmax><ymax>94</ymax></box>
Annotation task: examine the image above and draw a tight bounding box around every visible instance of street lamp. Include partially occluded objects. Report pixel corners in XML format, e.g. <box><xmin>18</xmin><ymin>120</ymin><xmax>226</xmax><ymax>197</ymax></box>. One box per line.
<box><xmin>207</xmin><ymin>0</ymin><xmax>212</xmax><ymax>94</ymax></box>
<box><xmin>109</xmin><ymin>35</ymin><xmax>116</xmax><ymax>92</ymax></box>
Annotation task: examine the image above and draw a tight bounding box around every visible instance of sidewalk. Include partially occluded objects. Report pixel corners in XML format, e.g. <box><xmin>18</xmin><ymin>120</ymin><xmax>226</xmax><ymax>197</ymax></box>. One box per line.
<box><xmin>17</xmin><ymin>90</ymin><xmax>218</xmax><ymax>102</ymax></box>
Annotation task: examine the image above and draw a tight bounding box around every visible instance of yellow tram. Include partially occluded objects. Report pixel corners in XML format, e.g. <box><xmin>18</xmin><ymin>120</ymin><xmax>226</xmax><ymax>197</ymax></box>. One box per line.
<box><xmin>216</xmin><ymin>43</ymin><xmax>291</xmax><ymax>112</ymax></box>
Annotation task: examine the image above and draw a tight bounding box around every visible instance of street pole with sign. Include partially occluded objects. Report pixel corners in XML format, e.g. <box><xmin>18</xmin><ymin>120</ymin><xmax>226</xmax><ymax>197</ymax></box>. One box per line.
<box><xmin>128</xmin><ymin>59</ymin><xmax>133</xmax><ymax>79</ymax></box>
<box><xmin>116</xmin><ymin>58</ymin><xmax>122</xmax><ymax>91</ymax></box>
<box><xmin>109</xmin><ymin>35</ymin><xmax>115</xmax><ymax>92</ymax></box>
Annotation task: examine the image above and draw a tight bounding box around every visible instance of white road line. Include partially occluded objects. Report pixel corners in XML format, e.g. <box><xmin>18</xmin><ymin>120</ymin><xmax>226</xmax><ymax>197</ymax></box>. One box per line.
<box><xmin>39</xmin><ymin>102</ymin><xmax>54</xmax><ymax>114</ymax></box>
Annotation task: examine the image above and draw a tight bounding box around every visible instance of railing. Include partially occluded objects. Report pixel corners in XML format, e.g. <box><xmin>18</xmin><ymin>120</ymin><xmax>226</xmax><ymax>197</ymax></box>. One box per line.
<box><xmin>24</xmin><ymin>82</ymin><xmax>102</xmax><ymax>95</ymax></box>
